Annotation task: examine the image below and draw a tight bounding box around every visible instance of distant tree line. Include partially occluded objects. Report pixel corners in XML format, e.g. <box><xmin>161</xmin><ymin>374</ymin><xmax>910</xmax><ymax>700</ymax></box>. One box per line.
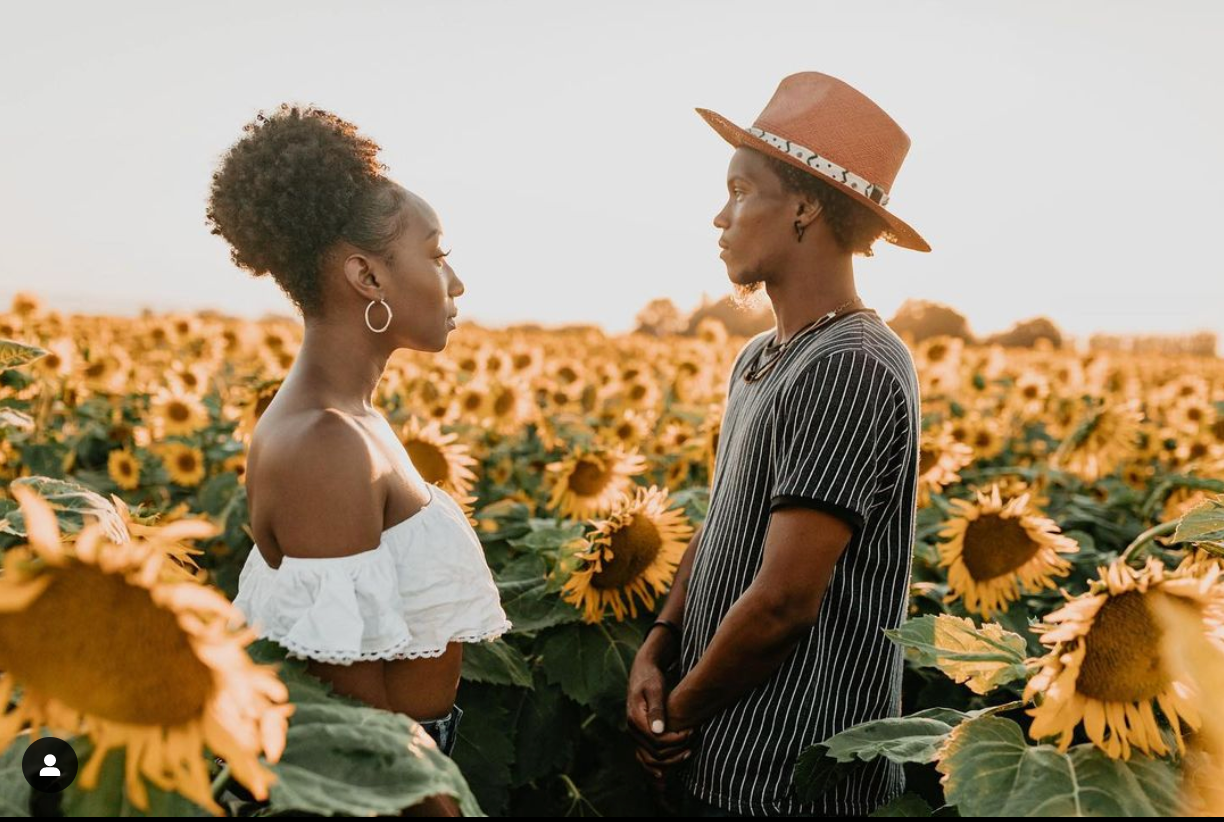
<box><xmin>634</xmin><ymin>295</ymin><xmax>1217</xmax><ymax>356</ymax></box>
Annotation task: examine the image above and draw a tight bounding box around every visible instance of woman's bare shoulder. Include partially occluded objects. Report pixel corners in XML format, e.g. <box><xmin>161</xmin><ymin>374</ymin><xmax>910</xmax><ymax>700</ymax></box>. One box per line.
<box><xmin>250</xmin><ymin>409</ymin><xmax>390</xmax><ymax>558</ymax></box>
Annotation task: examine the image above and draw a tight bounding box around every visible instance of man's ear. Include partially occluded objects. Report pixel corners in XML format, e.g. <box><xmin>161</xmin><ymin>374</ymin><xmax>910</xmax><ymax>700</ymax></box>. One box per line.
<box><xmin>795</xmin><ymin>197</ymin><xmax>823</xmax><ymax>231</ymax></box>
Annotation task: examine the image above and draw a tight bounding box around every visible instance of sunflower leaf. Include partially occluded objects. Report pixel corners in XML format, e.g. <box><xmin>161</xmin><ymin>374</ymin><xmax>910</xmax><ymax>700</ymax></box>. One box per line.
<box><xmin>884</xmin><ymin>614</ymin><xmax>1028</xmax><ymax>694</ymax></box>
<box><xmin>539</xmin><ymin>621</ymin><xmax>641</xmax><ymax>710</ymax></box>
<box><xmin>815</xmin><ymin>705</ymin><xmax>1001</xmax><ymax>767</ymax></box>
<box><xmin>461</xmin><ymin>639</ymin><xmax>532</xmax><ymax>688</ymax></box>
<box><xmin>0</xmin><ymin>340</ymin><xmax>47</xmax><ymax>371</ymax></box>
<box><xmin>0</xmin><ymin>737</ymin><xmax>32</xmax><ymax>816</ymax></box>
<box><xmin>450</xmin><ymin>682</ymin><xmax>516</xmax><ymax>814</ymax></box>
<box><xmin>267</xmin><ymin>700</ymin><xmax>484</xmax><ymax>817</ymax></box>
<box><xmin>936</xmin><ymin>715</ymin><xmax>1182</xmax><ymax>816</ymax></box>
<box><xmin>870</xmin><ymin>792</ymin><xmax>935</xmax><ymax>816</ymax></box>
<box><xmin>496</xmin><ymin>554</ymin><xmax>584</xmax><ymax>633</ymax></box>
<box><xmin>0</xmin><ymin>407</ymin><xmax>34</xmax><ymax>433</ymax></box>
<box><xmin>1172</xmin><ymin>494</ymin><xmax>1224</xmax><ymax>551</ymax></box>
<box><xmin>60</xmin><ymin>739</ymin><xmax>208</xmax><ymax>817</ymax></box>
<box><xmin>509</xmin><ymin>671</ymin><xmax>579</xmax><ymax>786</ymax></box>
<box><xmin>0</xmin><ymin>476</ymin><xmax>127</xmax><ymax>543</ymax></box>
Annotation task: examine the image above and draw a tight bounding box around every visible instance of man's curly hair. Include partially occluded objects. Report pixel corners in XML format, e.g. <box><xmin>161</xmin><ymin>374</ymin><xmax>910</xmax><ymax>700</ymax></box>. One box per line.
<box><xmin>205</xmin><ymin>103</ymin><xmax>410</xmax><ymax>317</ymax></box>
<box><xmin>756</xmin><ymin>149</ymin><xmax>894</xmax><ymax>257</ymax></box>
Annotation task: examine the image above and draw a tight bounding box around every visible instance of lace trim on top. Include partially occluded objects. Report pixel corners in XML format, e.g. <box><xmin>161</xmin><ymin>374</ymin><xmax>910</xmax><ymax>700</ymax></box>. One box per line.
<box><xmin>233</xmin><ymin>484</ymin><xmax>513</xmax><ymax>666</ymax></box>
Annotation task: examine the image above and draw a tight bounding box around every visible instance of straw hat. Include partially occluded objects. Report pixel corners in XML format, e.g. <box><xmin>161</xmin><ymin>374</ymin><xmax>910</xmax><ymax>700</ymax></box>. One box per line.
<box><xmin>697</xmin><ymin>71</ymin><xmax>930</xmax><ymax>252</ymax></box>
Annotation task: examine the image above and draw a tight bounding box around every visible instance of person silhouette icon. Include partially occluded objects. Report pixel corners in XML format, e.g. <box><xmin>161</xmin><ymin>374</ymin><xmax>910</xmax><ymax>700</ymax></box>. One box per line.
<box><xmin>22</xmin><ymin>736</ymin><xmax>78</xmax><ymax>793</ymax></box>
<box><xmin>40</xmin><ymin>754</ymin><xmax>61</xmax><ymax>777</ymax></box>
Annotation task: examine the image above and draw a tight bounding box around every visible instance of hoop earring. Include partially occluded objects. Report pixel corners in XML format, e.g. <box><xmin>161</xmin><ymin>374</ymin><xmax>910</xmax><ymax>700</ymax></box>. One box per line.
<box><xmin>794</xmin><ymin>220</ymin><xmax>806</xmax><ymax>243</ymax></box>
<box><xmin>365</xmin><ymin>299</ymin><xmax>392</xmax><ymax>333</ymax></box>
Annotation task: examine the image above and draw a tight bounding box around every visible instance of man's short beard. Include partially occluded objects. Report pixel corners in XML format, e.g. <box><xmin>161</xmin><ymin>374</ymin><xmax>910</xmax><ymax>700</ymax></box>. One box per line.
<box><xmin>730</xmin><ymin>278</ymin><xmax>767</xmax><ymax>311</ymax></box>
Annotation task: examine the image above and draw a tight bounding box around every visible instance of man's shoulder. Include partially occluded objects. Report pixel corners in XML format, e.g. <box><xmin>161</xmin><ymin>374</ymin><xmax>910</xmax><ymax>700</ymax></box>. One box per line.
<box><xmin>796</xmin><ymin>313</ymin><xmax>918</xmax><ymax>397</ymax></box>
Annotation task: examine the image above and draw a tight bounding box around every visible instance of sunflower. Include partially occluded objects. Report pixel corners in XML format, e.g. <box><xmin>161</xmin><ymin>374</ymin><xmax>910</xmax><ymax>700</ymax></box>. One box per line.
<box><xmin>562</xmin><ymin>485</ymin><xmax>694</xmax><ymax>622</ymax></box>
<box><xmin>235</xmin><ymin>378</ymin><xmax>282</xmax><ymax>445</ymax></box>
<box><xmin>1150</xmin><ymin>581</ymin><xmax>1224</xmax><ymax>815</ymax></box>
<box><xmin>398</xmin><ymin>416</ymin><xmax>479</xmax><ymax>498</ymax></box>
<box><xmin>0</xmin><ymin>485</ymin><xmax>292</xmax><ymax>814</ymax></box>
<box><xmin>1023</xmin><ymin>553</ymin><xmax>1224</xmax><ymax>760</ymax></box>
<box><xmin>546</xmin><ymin>445</ymin><xmax>648</xmax><ymax>520</ymax></box>
<box><xmin>148</xmin><ymin>387</ymin><xmax>210</xmax><ymax>438</ymax></box>
<box><xmin>485</xmin><ymin>379</ymin><xmax>537</xmax><ymax>434</ymax></box>
<box><xmin>694</xmin><ymin>316</ymin><xmax>729</xmax><ymax>346</ymax></box>
<box><xmin>109</xmin><ymin>495</ymin><xmax>207</xmax><ymax>583</ymax></box>
<box><xmin>1012</xmin><ymin>370</ymin><xmax>1051</xmax><ymax>415</ymax></box>
<box><xmin>917</xmin><ymin>422</ymin><xmax>974</xmax><ymax>506</ymax></box>
<box><xmin>159</xmin><ymin>442</ymin><xmax>207</xmax><ymax>487</ymax></box>
<box><xmin>1051</xmin><ymin>398</ymin><xmax>1144</xmax><ymax>482</ymax></box>
<box><xmin>107</xmin><ymin>448</ymin><xmax>141</xmax><ymax>491</ymax></box>
<box><xmin>221</xmin><ymin>452</ymin><xmax>247</xmax><ymax>484</ymax></box>
<box><xmin>596</xmin><ymin>408</ymin><xmax>652</xmax><ymax>451</ymax></box>
<box><xmin>167</xmin><ymin>361</ymin><xmax>214</xmax><ymax>397</ymax></box>
<box><xmin>455</xmin><ymin>381</ymin><xmax>491</xmax><ymax>420</ymax></box>
<box><xmin>937</xmin><ymin>484</ymin><xmax>1078</xmax><ymax>618</ymax></box>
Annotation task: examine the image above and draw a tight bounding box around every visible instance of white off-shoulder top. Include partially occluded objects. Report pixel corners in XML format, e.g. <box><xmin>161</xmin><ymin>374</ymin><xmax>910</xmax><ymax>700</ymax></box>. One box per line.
<box><xmin>233</xmin><ymin>482</ymin><xmax>513</xmax><ymax>665</ymax></box>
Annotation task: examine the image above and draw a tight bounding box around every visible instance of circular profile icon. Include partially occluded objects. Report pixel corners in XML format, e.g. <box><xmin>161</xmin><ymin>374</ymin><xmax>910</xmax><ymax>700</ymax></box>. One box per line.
<box><xmin>22</xmin><ymin>737</ymin><xmax>78</xmax><ymax>793</ymax></box>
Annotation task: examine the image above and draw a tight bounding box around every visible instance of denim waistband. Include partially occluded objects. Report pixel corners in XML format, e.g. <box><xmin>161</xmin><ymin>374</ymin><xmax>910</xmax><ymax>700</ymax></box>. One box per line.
<box><xmin>417</xmin><ymin>703</ymin><xmax>464</xmax><ymax>757</ymax></box>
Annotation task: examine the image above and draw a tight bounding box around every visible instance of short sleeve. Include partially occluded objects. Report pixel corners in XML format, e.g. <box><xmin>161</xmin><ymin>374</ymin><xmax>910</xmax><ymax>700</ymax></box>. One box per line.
<box><xmin>769</xmin><ymin>351</ymin><xmax>897</xmax><ymax>535</ymax></box>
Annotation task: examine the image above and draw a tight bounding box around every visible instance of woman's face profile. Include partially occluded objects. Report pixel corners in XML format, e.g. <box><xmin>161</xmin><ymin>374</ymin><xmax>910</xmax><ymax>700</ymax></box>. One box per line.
<box><xmin>374</xmin><ymin>189</ymin><xmax>464</xmax><ymax>352</ymax></box>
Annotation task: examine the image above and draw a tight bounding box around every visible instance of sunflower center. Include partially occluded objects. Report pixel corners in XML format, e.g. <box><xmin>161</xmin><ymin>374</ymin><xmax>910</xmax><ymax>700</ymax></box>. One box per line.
<box><xmin>406</xmin><ymin>440</ymin><xmax>449</xmax><ymax>485</ymax></box>
<box><xmin>918</xmin><ymin>446</ymin><xmax>938</xmax><ymax>475</ymax></box>
<box><xmin>591</xmin><ymin>514</ymin><xmax>662</xmax><ymax>590</ymax></box>
<box><xmin>569</xmin><ymin>458</ymin><xmax>611</xmax><ymax>497</ymax></box>
<box><xmin>1075</xmin><ymin>590</ymin><xmax>1168</xmax><ymax>703</ymax></box>
<box><xmin>168</xmin><ymin>401</ymin><xmax>191</xmax><ymax>422</ymax></box>
<box><xmin>177</xmin><ymin>452</ymin><xmax>198</xmax><ymax>472</ymax></box>
<box><xmin>119</xmin><ymin>459</ymin><xmax>135</xmax><ymax>477</ymax></box>
<box><xmin>493</xmin><ymin>390</ymin><xmax>515</xmax><ymax>417</ymax></box>
<box><xmin>0</xmin><ymin>565</ymin><xmax>213</xmax><ymax>725</ymax></box>
<box><xmin>959</xmin><ymin>513</ymin><xmax>1041</xmax><ymax>580</ymax></box>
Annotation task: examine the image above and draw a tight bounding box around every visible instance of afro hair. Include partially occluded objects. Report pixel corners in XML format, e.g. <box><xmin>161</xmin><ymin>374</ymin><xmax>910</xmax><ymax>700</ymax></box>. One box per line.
<box><xmin>205</xmin><ymin>103</ymin><xmax>410</xmax><ymax>317</ymax></box>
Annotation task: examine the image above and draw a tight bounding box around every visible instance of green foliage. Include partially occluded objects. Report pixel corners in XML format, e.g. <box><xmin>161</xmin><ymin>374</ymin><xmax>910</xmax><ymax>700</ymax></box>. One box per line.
<box><xmin>936</xmin><ymin>716</ymin><xmax>1183</xmax><ymax>816</ymax></box>
<box><xmin>247</xmin><ymin>640</ymin><xmax>484</xmax><ymax>817</ymax></box>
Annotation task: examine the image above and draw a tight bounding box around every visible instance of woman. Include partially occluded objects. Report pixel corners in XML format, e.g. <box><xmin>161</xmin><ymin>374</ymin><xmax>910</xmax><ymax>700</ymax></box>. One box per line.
<box><xmin>206</xmin><ymin>104</ymin><xmax>512</xmax><ymax>815</ymax></box>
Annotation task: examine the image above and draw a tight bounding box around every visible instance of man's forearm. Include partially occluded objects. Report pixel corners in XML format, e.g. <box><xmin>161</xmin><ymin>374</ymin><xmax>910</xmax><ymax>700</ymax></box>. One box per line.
<box><xmin>639</xmin><ymin>523</ymin><xmax>703</xmax><ymax>667</ymax></box>
<box><xmin>665</xmin><ymin>586</ymin><xmax>809</xmax><ymax>731</ymax></box>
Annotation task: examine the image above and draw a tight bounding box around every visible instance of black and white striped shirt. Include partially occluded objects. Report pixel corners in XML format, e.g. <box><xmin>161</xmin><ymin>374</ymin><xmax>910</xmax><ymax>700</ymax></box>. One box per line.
<box><xmin>678</xmin><ymin>308</ymin><xmax>920</xmax><ymax>816</ymax></box>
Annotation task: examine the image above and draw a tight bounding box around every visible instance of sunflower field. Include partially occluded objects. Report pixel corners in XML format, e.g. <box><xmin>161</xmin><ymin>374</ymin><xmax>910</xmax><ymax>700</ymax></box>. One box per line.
<box><xmin>0</xmin><ymin>291</ymin><xmax>1223</xmax><ymax>816</ymax></box>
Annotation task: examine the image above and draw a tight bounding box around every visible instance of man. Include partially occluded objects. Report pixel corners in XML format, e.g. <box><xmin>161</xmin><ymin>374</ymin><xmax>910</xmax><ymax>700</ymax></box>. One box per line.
<box><xmin>626</xmin><ymin>72</ymin><xmax>929</xmax><ymax>816</ymax></box>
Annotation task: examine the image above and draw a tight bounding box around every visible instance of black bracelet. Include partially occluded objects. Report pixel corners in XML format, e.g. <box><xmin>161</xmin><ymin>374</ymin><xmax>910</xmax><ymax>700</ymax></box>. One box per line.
<box><xmin>650</xmin><ymin>619</ymin><xmax>682</xmax><ymax>642</ymax></box>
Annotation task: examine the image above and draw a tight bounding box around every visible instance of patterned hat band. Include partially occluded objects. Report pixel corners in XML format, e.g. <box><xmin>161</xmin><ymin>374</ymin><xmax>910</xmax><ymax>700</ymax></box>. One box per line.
<box><xmin>748</xmin><ymin>126</ymin><xmax>890</xmax><ymax>208</ymax></box>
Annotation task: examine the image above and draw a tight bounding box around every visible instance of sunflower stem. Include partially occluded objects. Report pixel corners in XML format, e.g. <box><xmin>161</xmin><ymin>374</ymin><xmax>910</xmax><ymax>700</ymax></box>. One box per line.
<box><xmin>210</xmin><ymin>763</ymin><xmax>230</xmax><ymax>803</ymax></box>
<box><xmin>978</xmin><ymin>699</ymin><xmax>1025</xmax><ymax>718</ymax></box>
<box><xmin>1120</xmin><ymin>521</ymin><xmax>1180</xmax><ymax>564</ymax></box>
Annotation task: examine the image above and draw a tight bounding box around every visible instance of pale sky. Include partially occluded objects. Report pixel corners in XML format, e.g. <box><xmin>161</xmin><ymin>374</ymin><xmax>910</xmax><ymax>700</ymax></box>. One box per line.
<box><xmin>1</xmin><ymin>0</ymin><xmax>1221</xmax><ymax>342</ymax></box>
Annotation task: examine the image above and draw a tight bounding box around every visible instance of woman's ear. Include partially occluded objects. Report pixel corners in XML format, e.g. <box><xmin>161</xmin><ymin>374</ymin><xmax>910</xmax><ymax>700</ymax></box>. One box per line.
<box><xmin>343</xmin><ymin>253</ymin><xmax>382</xmax><ymax>298</ymax></box>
